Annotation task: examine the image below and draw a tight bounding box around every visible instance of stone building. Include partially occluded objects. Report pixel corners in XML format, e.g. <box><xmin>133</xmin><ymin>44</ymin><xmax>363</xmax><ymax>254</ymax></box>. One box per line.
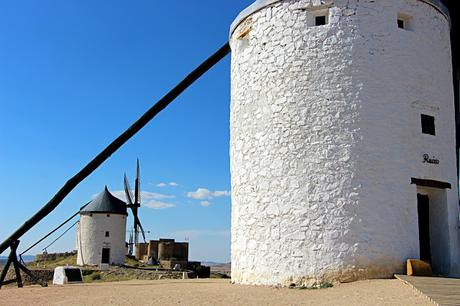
<box><xmin>76</xmin><ymin>187</ymin><xmax>128</xmax><ymax>266</ymax></box>
<box><xmin>135</xmin><ymin>239</ymin><xmax>189</xmax><ymax>268</ymax></box>
<box><xmin>230</xmin><ymin>0</ymin><xmax>460</xmax><ymax>286</ymax></box>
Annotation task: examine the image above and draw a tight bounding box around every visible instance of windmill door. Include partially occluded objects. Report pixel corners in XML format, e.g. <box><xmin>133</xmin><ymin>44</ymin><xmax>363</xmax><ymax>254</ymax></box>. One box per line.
<box><xmin>101</xmin><ymin>248</ymin><xmax>110</xmax><ymax>264</ymax></box>
<box><xmin>417</xmin><ymin>194</ymin><xmax>431</xmax><ymax>263</ymax></box>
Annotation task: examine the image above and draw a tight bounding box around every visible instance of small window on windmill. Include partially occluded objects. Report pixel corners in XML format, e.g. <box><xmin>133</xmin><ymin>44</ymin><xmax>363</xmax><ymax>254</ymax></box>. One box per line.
<box><xmin>106</xmin><ymin>214</ymin><xmax>110</xmax><ymax>217</ymax></box>
<box><xmin>307</xmin><ymin>8</ymin><xmax>329</xmax><ymax>27</ymax></box>
<box><xmin>105</xmin><ymin>231</ymin><xmax>110</xmax><ymax>237</ymax></box>
<box><xmin>421</xmin><ymin>114</ymin><xmax>436</xmax><ymax>136</ymax></box>
<box><xmin>315</xmin><ymin>15</ymin><xmax>327</xmax><ymax>26</ymax></box>
<box><xmin>397</xmin><ymin>13</ymin><xmax>412</xmax><ymax>30</ymax></box>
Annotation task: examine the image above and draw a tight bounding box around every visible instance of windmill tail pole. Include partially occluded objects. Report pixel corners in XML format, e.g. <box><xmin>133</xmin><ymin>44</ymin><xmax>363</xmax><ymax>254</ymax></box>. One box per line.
<box><xmin>0</xmin><ymin>42</ymin><xmax>231</xmax><ymax>255</ymax></box>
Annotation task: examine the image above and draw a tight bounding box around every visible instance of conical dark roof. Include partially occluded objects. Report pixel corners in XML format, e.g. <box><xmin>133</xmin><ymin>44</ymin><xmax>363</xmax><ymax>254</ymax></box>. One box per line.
<box><xmin>80</xmin><ymin>186</ymin><xmax>128</xmax><ymax>215</ymax></box>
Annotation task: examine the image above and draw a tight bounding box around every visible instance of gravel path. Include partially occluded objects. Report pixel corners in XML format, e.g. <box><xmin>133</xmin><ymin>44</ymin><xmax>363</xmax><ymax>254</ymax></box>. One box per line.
<box><xmin>0</xmin><ymin>278</ymin><xmax>431</xmax><ymax>305</ymax></box>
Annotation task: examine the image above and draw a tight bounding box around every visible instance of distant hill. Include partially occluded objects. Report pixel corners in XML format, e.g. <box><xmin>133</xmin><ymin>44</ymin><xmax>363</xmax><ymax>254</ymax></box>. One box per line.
<box><xmin>202</xmin><ymin>262</ymin><xmax>231</xmax><ymax>274</ymax></box>
<box><xmin>201</xmin><ymin>261</ymin><xmax>229</xmax><ymax>267</ymax></box>
<box><xmin>0</xmin><ymin>255</ymin><xmax>35</xmax><ymax>267</ymax></box>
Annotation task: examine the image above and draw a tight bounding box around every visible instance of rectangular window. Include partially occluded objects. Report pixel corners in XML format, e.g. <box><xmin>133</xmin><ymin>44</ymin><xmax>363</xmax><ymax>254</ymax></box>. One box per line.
<box><xmin>105</xmin><ymin>231</ymin><xmax>110</xmax><ymax>237</ymax></box>
<box><xmin>421</xmin><ymin>114</ymin><xmax>435</xmax><ymax>135</ymax></box>
<box><xmin>315</xmin><ymin>15</ymin><xmax>327</xmax><ymax>26</ymax></box>
<box><xmin>306</xmin><ymin>8</ymin><xmax>330</xmax><ymax>27</ymax></box>
<box><xmin>398</xmin><ymin>13</ymin><xmax>412</xmax><ymax>30</ymax></box>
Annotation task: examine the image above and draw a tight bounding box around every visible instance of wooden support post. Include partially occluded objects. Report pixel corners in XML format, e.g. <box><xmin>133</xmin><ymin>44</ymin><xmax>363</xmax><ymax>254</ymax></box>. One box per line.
<box><xmin>0</xmin><ymin>240</ymin><xmax>46</xmax><ymax>289</ymax></box>
<box><xmin>16</xmin><ymin>261</ymin><xmax>47</xmax><ymax>287</ymax></box>
<box><xmin>0</xmin><ymin>254</ymin><xmax>13</xmax><ymax>289</ymax></box>
<box><xmin>0</xmin><ymin>241</ymin><xmax>21</xmax><ymax>289</ymax></box>
<box><xmin>11</xmin><ymin>242</ymin><xmax>23</xmax><ymax>288</ymax></box>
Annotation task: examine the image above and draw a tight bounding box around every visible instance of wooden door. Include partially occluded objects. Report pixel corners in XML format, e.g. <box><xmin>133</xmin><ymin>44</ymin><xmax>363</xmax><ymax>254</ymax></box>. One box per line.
<box><xmin>101</xmin><ymin>248</ymin><xmax>110</xmax><ymax>264</ymax></box>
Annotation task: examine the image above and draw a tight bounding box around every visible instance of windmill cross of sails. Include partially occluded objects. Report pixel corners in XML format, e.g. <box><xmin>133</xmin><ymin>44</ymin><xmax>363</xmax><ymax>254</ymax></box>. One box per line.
<box><xmin>124</xmin><ymin>159</ymin><xmax>147</xmax><ymax>255</ymax></box>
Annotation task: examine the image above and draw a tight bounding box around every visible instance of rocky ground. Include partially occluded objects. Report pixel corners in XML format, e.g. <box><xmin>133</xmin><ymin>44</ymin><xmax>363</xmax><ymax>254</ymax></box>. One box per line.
<box><xmin>1</xmin><ymin>254</ymin><xmax>194</xmax><ymax>287</ymax></box>
<box><xmin>0</xmin><ymin>278</ymin><xmax>431</xmax><ymax>306</ymax></box>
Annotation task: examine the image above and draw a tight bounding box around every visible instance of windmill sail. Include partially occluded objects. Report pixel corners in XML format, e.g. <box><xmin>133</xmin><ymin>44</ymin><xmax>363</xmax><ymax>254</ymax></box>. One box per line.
<box><xmin>123</xmin><ymin>174</ymin><xmax>134</xmax><ymax>205</ymax></box>
<box><xmin>135</xmin><ymin>159</ymin><xmax>140</xmax><ymax>205</ymax></box>
<box><xmin>124</xmin><ymin>160</ymin><xmax>147</xmax><ymax>257</ymax></box>
<box><xmin>133</xmin><ymin>213</ymin><xmax>146</xmax><ymax>242</ymax></box>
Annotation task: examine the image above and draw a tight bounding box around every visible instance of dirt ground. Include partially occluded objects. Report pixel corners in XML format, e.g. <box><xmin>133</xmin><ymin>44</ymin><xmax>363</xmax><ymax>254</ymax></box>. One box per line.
<box><xmin>0</xmin><ymin>278</ymin><xmax>430</xmax><ymax>306</ymax></box>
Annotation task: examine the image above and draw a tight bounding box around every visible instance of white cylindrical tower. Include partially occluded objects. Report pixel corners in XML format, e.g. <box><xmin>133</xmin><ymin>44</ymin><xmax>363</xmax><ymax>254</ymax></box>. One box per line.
<box><xmin>77</xmin><ymin>187</ymin><xmax>127</xmax><ymax>266</ymax></box>
<box><xmin>230</xmin><ymin>0</ymin><xmax>459</xmax><ymax>286</ymax></box>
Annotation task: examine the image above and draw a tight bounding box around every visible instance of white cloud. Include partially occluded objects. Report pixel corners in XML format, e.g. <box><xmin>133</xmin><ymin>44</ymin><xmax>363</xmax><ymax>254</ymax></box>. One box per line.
<box><xmin>187</xmin><ymin>188</ymin><xmax>212</xmax><ymax>199</ymax></box>
<box><xmin>187</xmin><ymin>188</ymin><xmax>230</xmax><ymax>200</ymax></box>
<box><xmin>200</xmin><ymin>201</ymin><xmax>211</xmax><ymax>207</ymax></box>
<box><xmin>144</xmin><ymin>200</ymin><xmax>175</xmax><ymax>210</ymax></box>
<box><xmin>111</xmin><ymin>190</ymin><xmax>175</xmax><ymax>203</ymax></box>
<box><xmin>142</xmin><ymin>191</ymin><xmax>175</xmax><ymax>200</ymax></box>
<box><xmin>213</xmin><ymin>190</ymin><xmax>230</xmax><ymax>197</ymax></box>
<box><xmin>156</xmin><ymin>182</ymin><xmax>179</xmax><ymax>187</ymax></box>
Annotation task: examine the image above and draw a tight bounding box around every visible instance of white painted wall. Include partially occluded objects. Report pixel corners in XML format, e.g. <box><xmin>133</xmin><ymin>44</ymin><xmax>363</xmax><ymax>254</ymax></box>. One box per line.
<box><xmin>230</xmin><ymin>0</ymin><xmax>459</xmax><ymax>287</ymax></box>
<box><xmin>77</xmin><ymin>213</ymin><xmax>126</xmax><ymax>266</ymax></box>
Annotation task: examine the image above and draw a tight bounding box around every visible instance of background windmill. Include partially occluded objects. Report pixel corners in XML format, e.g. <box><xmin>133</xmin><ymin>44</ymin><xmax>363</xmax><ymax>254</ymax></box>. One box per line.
<box><xmin>124</xmin><ymin>159</ymin><xmax>146</xmax><ymax>255</ymax></box>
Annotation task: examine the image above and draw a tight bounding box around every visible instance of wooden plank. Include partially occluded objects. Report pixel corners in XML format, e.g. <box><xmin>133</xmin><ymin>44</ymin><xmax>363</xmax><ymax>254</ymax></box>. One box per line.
<box><xmin>410</xmin><ymin>178</ymin><xmax>451</xmax><ymax>189</ymax></box>
<box><xmin>396</xmin><ymin>275</ymin><xmax>460</xmax><ymax>306</ymax></box>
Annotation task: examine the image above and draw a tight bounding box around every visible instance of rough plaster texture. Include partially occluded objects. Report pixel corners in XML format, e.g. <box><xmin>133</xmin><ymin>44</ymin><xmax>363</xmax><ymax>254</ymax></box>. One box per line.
<box><xmin>77</xmin><ymin>213</ymin><xmax>126</xmax><ymax>266</ymax></box>
<box><xmin>230</xmin><ymin>0</ymin><xmax>460</xmax><ymax>287</ymax></box>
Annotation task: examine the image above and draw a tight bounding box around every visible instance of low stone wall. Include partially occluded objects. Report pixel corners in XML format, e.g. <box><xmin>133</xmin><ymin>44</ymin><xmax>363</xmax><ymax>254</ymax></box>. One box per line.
<box><xmin>159</xmin><ymin>260</ymin><xmax>188</xmax><ymax>270</ymax></box>
<box><xmin>99</xmin><ymin>268</ymin><xmax>195</xmax><ymax>280</ymax></box>
<box><xmin>5</xmin><ymin>268</ymin><xmax>54</xmax><ymax>286</ymax></box>
<box><xmin>35</xmin><ymin>251</ymin><xmax>77</xmax><ymax>262</ymax></box>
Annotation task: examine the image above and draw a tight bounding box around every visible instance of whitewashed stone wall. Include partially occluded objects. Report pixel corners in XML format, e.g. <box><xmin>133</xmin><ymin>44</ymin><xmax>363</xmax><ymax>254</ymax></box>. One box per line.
<box><xmin>77</xmin><ymin>214</ymin><xmax>126</xmax><ymax>266</ymax></box>
<box><xmin>230</xmin><ymin>0</ymin><xmax>459</xmax><ymax>286</ymax></box>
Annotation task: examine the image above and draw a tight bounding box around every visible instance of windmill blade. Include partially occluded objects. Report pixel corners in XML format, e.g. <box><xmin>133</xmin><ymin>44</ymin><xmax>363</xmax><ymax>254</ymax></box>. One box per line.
<box><xmin>133</xmin><ymin>213</ymin><xmax>146</xmax><ymax>242</ymax></box>
<box><xmin>123</xmin><ymin>174</ymin><xmax>134</xmax><ymax>205</ymax></box>
<box><xmin>134</xmin><ymin>159</ymin><xmax>141</xmax><ymax>205</ymax></box>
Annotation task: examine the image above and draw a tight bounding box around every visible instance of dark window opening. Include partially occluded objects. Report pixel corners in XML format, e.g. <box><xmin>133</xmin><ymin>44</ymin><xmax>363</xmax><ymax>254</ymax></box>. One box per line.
<box><xmin>421</xmin><ymin>114</ymin><xmax>436</xmax><ymax>135</ymax></box>
<box><xmin>315</xmin><ymin>16</ymin><xmax>327</xmax><ymax>26</ymax></box>
<box><xmin>398</xmin><ymin>19</ymin><xmax>405</xmax><ymax>29</ymax></box>
<box><xmin>105</xmin><ymin>231</ymin><xmax>110</xmax><ymax>237</ymax></box>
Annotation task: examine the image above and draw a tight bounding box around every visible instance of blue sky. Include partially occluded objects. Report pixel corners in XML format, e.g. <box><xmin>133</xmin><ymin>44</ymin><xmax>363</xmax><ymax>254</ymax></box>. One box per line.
<box><xmin>0</xmin><ymin>0</ymin><xmax>253</xmax><ymax>262</ymax></box>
